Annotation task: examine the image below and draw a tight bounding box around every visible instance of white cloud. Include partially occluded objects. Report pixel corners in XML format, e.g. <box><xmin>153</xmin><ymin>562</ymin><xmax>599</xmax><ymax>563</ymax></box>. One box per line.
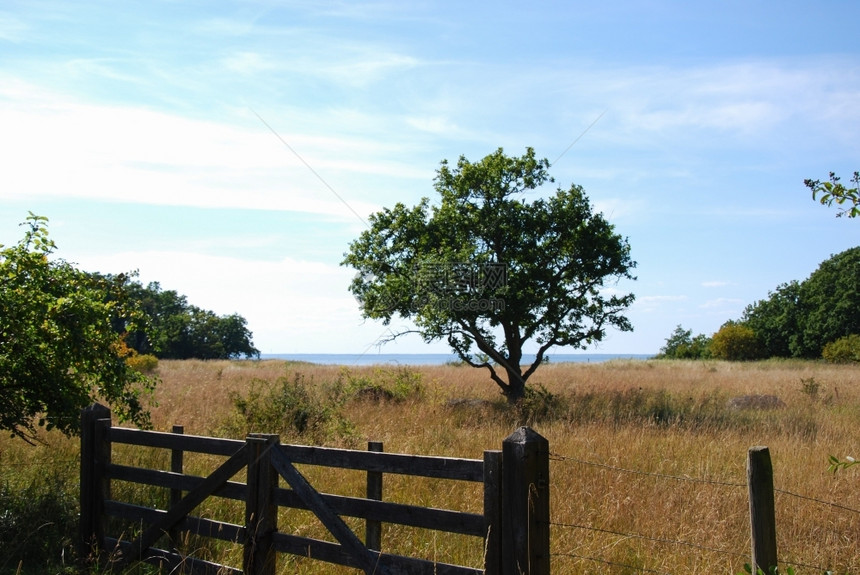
<box><xmin>0</xmin><ymin>79</ymin><xmax>418</xmax><ymax>217</ymax></box>
<box><xmin>700</xmin><ymin>297</ymin><xmax>745</xmax><ymax>310</ymax></box>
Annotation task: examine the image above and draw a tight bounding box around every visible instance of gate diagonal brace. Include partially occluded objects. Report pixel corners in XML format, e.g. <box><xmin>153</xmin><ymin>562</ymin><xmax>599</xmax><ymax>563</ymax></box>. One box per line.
<box><xmin>114</xmin><ymin>445</ymin><xmax>250</xmax><ymax>568</ymax></box>
<box><xmin>268</xmin><ymin>446</ymin><xmax>391</xmax><ymax>575</ymax></box>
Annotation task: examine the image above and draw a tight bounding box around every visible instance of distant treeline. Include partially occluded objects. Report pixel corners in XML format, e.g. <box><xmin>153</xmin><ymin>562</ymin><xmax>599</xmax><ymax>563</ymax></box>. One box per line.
<box><xmin>658</xmin><ymin>246</ymin><xmax>860</xmax><ymax>362</ymax></box>
<box><xmin>106</xmin><ymin>278</ymin><xmax>259</xmax><ymax>360</ymax></box>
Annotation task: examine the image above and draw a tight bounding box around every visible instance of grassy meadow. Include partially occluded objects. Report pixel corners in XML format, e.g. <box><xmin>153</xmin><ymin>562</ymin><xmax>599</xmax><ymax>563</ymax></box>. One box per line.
<box><xmin>2</xmin><ymin>358</ymin><xmax>859</xmax><ymax>574</ymax></box>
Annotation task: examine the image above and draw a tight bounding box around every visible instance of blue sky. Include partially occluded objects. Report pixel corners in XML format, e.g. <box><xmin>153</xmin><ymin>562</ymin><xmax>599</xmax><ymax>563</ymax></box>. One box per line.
<box><xmin>1</xmin><ymin>1</ymin><xmax>858</xmax><ymax>356</ymax></box>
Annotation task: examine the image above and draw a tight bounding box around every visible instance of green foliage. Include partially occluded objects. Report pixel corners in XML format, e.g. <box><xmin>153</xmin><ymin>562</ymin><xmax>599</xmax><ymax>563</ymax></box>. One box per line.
<box><xmin>799</xmin><ymin>377</ymin><xmax>824</xmax><ymax>401</ymax></box>
<box><xmin>804</xmin><ymin>171</ymin><xmax>860</xmax><ymax>218</ymax></box>
<box><xmin>125</xmin><ymin>352</ymin><xmax>159</xmax><ymax>373</ymax></box>
<box><xmin>827</xmin><ymin>454</ymin><xmax>859</xmax><ymax>473</ymax></box>
<box><xmin>121</xmin><ymin>281</ymin><xmax>259</xmax><ymax>360</ymax></box>
<box><xmin>343</xmin><ymin>366</ymin><xmax>424</xmax><ymax>402</ymax></box>
<box><xmin>796</xmin><ymin>247</ymin><xmax>860</xmax><ymax>358</ymax></box>
<box><xmin>0</xmin><ymin>473</ymin><xmax>78</xmax><ymax>575</ymax></box>
<box><xmin>710</xmin><ymin>322</ymin><xmax>764</xmax><ymax>361</ymax></box>
<box><xmin>657</xmin><ymin>324</ymin><xmax>712</xmax><ymax>359</ymax></box>
<box><xmin>343</xmin><ymin>147</ymin><xmax>636</xmax><ymax>400</ymax></box>
<box><xmin>227</xmin><ymin>370</ymin><xmax>355</xmax><ymax>444</ymax></box>
<box><xmin>742</xmin><ymin>281</ymin><xmax>802</xmax><ymax>358</ymax></box>
<box><xmin>515</xmin><ymin>384</ymin><xmax>567</xmax><ymax>425</ymax></box>
<box><xmin>741</xmin><ymin>247</ymin><xmax>860</xmax><ymax>359</ymax></box>
<box><xmin>822</xmin><ymin>334</ymin><xmax>860</xmax><ymax>363</ymax></box>
<box><xmin>0</xmin><ymin>214</ymin><xmax>156</xmax><ymax>440</ymax></box>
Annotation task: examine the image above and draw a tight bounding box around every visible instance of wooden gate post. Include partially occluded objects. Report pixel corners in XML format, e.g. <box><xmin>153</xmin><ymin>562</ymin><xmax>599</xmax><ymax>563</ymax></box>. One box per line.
<box><xmin>79</xmin><ymin>403</ymin><xmax>112</xmax><ymax>561</ymax></box>
<box><xmin>245</xmin><ymin>434</ymin><xmax>279</xmax><ymax>575</ymax></box>
<box><xmin>483</xmin><ymin>450</ymin><xmax>503</xmax><ymax>575</ymax></box>
<box><xmin>365</xmin><ymin>441</ymin><xmax>384</xmax><ymax>551</ymax></box>
<box><xmin>501</xmin><ymin>427</ymin><xmax>550</xmax><ymax>575</ymax></box>
<box><xmin>748</xmin><ymin>446</ymin><xmax>778</xmax><ymax>574</ymax></box>
<box><xmin>168</xmin><ymin>425</ymin><xmax>184</xmax><ymax>545</ymax></box>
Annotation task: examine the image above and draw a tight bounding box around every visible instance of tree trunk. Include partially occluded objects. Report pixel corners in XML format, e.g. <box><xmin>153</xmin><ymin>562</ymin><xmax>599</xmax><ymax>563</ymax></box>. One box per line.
<box><xmin>504</xmin><ymin>366</ymin><xmax>526</xmax><ymax>403</ymax></box>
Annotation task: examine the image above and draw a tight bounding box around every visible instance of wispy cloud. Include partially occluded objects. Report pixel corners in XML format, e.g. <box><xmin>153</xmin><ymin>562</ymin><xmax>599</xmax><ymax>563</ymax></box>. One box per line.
<box><xmin>700</xmin><ymin>297</ymin><xmax>745</xmax><ymax>310</ymax></box>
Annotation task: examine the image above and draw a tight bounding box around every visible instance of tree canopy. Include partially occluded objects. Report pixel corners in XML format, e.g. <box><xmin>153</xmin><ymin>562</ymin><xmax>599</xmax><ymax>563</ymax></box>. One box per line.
<box><xmin>0</xmin><ymin>215</ymin><xmax>156</xmax><ymax>440</ymax></box>
<box><xmin>343</xmin><ymin>147</ymin><xmax>636</xmax><ymax>400</ymax></box>
<box><xmin>120</xmin><ymin>281</ymin><xmax>259</xmax><ymax>360</ymax></box>
<box><xmin>742</xmin><ymin>246</ymin><xmax>860</xmax><ymax>359</ymax></box>
<box><xmin>804</xmin><ymin>171</ymin><xmax>860</xmax><ymax>218</ymax></box>
<box><xmin>656</xmin><ymin>325</ymin><xmax>711</xmax><ymax>359</ymax></box>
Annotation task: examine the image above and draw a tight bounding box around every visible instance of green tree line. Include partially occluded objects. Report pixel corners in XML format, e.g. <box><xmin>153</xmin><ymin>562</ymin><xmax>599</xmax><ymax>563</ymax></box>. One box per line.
<box><xmin>658</xmin><ymin>246</ymin><xmax>860</xmax><ymax>362</ymax></box>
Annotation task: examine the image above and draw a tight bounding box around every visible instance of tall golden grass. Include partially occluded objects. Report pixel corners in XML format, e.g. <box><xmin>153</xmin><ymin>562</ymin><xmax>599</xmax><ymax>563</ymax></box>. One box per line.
<box><xmin>2</xmin><ymin>358</ymin><xmax>859</xmax><ymax>574</ymax></box>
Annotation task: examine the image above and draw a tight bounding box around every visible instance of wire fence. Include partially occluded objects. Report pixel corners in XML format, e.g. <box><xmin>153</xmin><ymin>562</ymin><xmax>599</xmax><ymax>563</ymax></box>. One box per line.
<box><xmin>548</xmin><ymin>452</ymin><xmax>858</xmax><ymax>574</ymax></box>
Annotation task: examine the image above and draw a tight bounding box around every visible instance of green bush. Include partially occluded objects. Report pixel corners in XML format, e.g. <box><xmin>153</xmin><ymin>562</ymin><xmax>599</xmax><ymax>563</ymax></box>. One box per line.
<box><xmin>344</xmin><ymin>366</ymin><xmax>424</xmax><ymax>402</ymax></box>
<box><xmin>710</xmin><ymin>322</ymin><xmax>764</xmax><ymax>361</ymax></box>
<box><xmin>656</xmin><ymin>325</ymin><xmax>712</xmax><ymax>359</ymax></box>
<box><xmin>126</xmin><ymin>353</ymin><xmax>159</xmax><ymax>373</ymax></box>
<box><xmin>0</xmin><ymin>474</ymin><xmax>78</xmax><ymax>575</ymax></box>
<box><xmin>822</xmin><ymin>334</ymin><xmax>860</xmax><ymax>363</ymax></box>
<box><xmin>226</xmin><ymin>370</ymin><xmax>355</xmax><ymax>444</ymax></box>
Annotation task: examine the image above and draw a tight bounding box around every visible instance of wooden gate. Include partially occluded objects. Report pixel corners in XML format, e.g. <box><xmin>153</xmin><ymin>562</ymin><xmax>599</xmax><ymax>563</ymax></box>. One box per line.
<box><xmin>79</xmin><ymin>403</ymin><xmax>549</xmax><ymax>574</ymax></box>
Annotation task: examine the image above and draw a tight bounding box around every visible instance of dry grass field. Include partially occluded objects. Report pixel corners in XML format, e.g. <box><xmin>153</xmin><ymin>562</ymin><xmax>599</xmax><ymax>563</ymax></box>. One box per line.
<box><xmin>2</xmin><ymin>358</ymin><xmax>859</xmax><ymax>574</ymax></box>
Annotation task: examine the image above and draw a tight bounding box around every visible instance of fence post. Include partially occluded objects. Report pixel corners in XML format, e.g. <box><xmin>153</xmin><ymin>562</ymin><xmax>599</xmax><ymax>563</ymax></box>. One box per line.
<box><xmin>79</xmin><ymin>403</ymin><xmax>112</xmax><ymax>561</ymax></box>
<box><xmin>748</xmin><ymin>446</ymin><xmax>778</xmax><ymax>574</ymax></box>
<box><xmin>501</xmin><ymin>427</ymin><xmax>550</xmax><ymax>575</ymax></box>
<box><xmin>483</xmin><ymin>450</ymin><xmax>503</xmax><ymax>575</ymax></box>
<box><xmin>169</xmin><ymin>425</ymin><xmax>184</xmax><ymax>545</ymax></box>
<box><xmin>366</xmin><ymin>441</ymin><xmax>383</xmax><ymax>551</ymax></box>
<box><xmin>245</xmin><ymin>434</ymin><xmax>279</xmax><ymax>575</ymax></box>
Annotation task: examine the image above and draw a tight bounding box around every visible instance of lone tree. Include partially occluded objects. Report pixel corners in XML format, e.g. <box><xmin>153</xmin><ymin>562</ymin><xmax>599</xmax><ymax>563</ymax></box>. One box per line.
<box><xmin>343</xmin><ymin>148</ymin><xmax>636</xmax><ymax>401</ymax></box>
<box><xmin>0</xmin><ymin>214</ymin><xmax>156</xmax><ymax>441</ymax></box>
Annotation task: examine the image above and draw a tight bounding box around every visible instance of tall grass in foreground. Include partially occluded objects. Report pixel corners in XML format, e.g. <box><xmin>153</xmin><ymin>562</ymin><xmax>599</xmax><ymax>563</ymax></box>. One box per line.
<box><xmin>1</xmin><ymin>359</ymin><xmax>859</xmax><ymax>574</ymax></box>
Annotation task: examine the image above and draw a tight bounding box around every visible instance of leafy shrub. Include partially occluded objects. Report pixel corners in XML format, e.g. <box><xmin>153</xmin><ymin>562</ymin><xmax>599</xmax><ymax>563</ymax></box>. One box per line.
<box><xmin>657</xmin><ymin>325</ymin><xmax>712</xmax><ymax>359</ymax></box>
<box><xmin>516</xmin><ymin>384</ymin><xmax>566</xmax><ymax>424</ymax></box>
<box><xmin>822</xmin><ymin>334</ymin><xmax>860</xmax><ymax>363</ymax></box>
<box><xmin>344</xmin><ymin>366</ymin><xmax>424</xmax><ymax>402</ymax></box>
<box><xmin>126</xmin><ymin>352</ymin><xmax>159</xmax><ymax>373</ymax></box>
<box><xmin>226</xmin><ymin>370</ymin><xmax>355</xmax><ymax>444</ymax></box>
<box><xmin>0</xmin><ymin>474</ymin><xmax>78</xmax><ymax>575</ymax></box>
<box><xmin>710</xmin><ymin>322</ymin><xmax>764</xmax><ymax>361</ymax></box>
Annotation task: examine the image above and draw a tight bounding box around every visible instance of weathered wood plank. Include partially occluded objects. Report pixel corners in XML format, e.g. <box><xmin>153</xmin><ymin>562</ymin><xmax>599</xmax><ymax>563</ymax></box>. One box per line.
<box><xmin>106</xmin><ymin>426</ymin><xmax>482</xmax><ymax>480</ymax></box>
<box><xmin>272</xmin><ymin>488</ymin><xmax>485</xmax><ymax>536</ymax></box>
<box><xmin>107</xmin><ymin>426</ymin><xmax>245</xmax><ymax>455</ymax></box>
<box><xmin>280</xmin><ymin>444</ymin><xmax>484</xmax><ymax>481</ymax></box>
<box><xmin>106</xmin><ymin>464</ymin><xmax>246</xmax><ymax>500</ymax></box>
